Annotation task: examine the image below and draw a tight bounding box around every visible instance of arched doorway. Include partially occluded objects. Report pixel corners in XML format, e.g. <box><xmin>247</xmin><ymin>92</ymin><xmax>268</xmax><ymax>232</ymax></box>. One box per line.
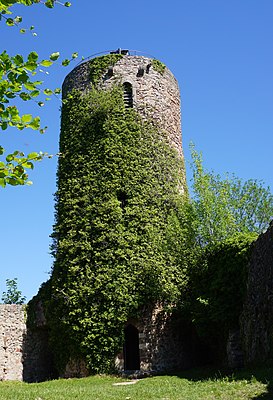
<box><xmin>124</xmin><ymin>324</ymin><xmax>140</xmax><ymax>370</ymax></box>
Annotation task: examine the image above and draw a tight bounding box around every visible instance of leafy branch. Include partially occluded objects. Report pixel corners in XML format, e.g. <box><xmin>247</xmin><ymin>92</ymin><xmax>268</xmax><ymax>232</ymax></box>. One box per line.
<box><xmin>0</xmin><ymin>0</ymin><xmax>76</xmax><ymax>186</ymax></box>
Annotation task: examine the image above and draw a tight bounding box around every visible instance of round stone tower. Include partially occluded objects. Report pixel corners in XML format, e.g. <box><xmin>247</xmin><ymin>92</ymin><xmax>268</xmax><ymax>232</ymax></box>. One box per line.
<box><xmin>62</xmin><ymin>50</ymin><xmax>184</xmax><ymax>161</ymax></box>
<box><xmin>49</xmin><ymin>50</ymin><xmax>189</xmax><ymax>377</ymax></box>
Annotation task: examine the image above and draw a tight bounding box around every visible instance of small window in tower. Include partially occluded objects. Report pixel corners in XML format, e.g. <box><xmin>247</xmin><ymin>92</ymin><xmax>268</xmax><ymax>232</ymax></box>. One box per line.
<box><xmin>117</xmin><ymin>190</ymin><xmax>127</xmax><ymax>210</ymax></box>
<box><xmin>123</xmin><ymin>82</ymin><xmax>133</xmax><ymax>108</ymax></box>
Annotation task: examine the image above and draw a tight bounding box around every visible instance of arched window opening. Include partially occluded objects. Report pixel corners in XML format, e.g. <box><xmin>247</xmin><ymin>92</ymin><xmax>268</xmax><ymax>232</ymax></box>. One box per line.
<box><xmin>123</xmin><ymin>82</ymin><xmax>133</xmax><ymax>108</ymax></box>
<box><xmin>124</xmin><ymin>324</ymin><xmax>140</xmax><ymax>370</ymax></box>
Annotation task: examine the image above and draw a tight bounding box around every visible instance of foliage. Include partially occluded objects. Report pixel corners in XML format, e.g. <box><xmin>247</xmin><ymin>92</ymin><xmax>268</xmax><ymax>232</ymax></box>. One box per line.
<box><xmin>188</xmin><ymin>232</ymin><xmax>257</xmax><ymax>356</ymax></box>
<box><xmin>0</xmin><ymin>0</ymin><xmax>74</xmax><ymax>186</ymax></box>
<box><xmin>151</xmin><ymin>59</ymin><xmax>166</xmax><ymax>75</ymax></box>
<box><xmin>46</xmin><ymin>84</ymin><xmax>188</xmax><ymax>373</ymax></box>
<box><xmin>88</xmin><ymin>54</ymin><xmax>124</xmax><ymax>86</ymax></box>
<box><xmin>190</xmin><ymin>144</ymin><xmax>273</xmax><ymax>246</ymax></box>
<box><xmin>0</xmin><ymin>371</ymin><xmax>268</xmax><ymax>400</ymax></box>
<box><xmin>1</xmin><ymin>277</ymin><xmax>26</xmax><ymax>304</ymax></box>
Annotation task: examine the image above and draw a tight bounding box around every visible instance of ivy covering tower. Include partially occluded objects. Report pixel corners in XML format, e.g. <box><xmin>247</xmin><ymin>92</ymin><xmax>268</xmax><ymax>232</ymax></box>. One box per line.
<box><xmin>47</xmin><ymin>50</ymin><xmax>188</xmax><ymax>374</ymax></box>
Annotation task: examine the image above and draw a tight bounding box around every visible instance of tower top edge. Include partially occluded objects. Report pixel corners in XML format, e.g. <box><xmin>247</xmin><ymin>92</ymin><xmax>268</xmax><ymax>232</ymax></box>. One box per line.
<box><xmin>76</xmin><ymin>49</ymin><xmax>158</xmax><ymax>67</ymax></box>
<box><xmin>62</xmin><ymin>49</ymin><xmax>178</xmax><ymax>93</ymax></box>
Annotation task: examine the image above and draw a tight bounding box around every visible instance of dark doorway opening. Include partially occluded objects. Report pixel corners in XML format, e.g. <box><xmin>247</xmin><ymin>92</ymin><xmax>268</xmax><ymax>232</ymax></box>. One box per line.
<box><xmin>124</xmin><ymin>324</ymin><xmax>140</xmax><ymax>370</ymax></box>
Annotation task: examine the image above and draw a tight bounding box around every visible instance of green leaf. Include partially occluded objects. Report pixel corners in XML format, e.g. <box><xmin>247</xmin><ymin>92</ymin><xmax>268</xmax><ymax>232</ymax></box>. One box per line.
<box><xmin>13</xmin><ymin>165</ymin><xmax>24</xmax><ymax>175</ymax></box>
<box><xmin>24</xmin><ymin>62</ymin><xmax>37</xmax><ymax>71</ymax></box>
<box><xmin>43</xmin><ymin>88</ymin><xmax>53</xmax><ymax>96</ymax></box>
<box><xmin>19</xmin><ymin>92</ymin><xmax>31</xmax><ymax>101</ymax></box>
<box><xmin>17</xmin><ymin>73</ymin><xmax>28</xmax><ymax>83</ymax></box>
<box><xmin>54</xmin><ymin>88</ymin><xmax>61</xmax><ymax>94</ymax></box>
<box><xmin>21</xmin><ymin>161</ymin><xmax>34</xmax><ymax>169</ymax></box>
<box><xmin>27</xmin><ymin>51</ymin><xmax>39</xmax><ymax>62</ymax></box>
<box><xmin>45</xmin><ymin>0</ymin><xmax>54</xmax><ymax>8</ymax></box>
<box><xmin>6</xmin><ymin>177</ymin><xmax>19</xmax><ymax>186</ymax></box>
<box><xmin>5</xmin><ymin>92</ymin><xmax>16</xmax><ymax>99</ymax></box>
<box><xmin>21</xmin><ymin>114</ymin><xmax>32</xmax><ymax>123</ymax></box>
<box><xmin>62</xmin><ymin>59</ymin><xmax>70</xmax><ymax>66</ymax></box>
<box><xmin>0</xmin><ymin>178</ymin><xmax>6</xmax><ymax>188</ymax></box>
<box><xmin>10</xmin><ymin>114</ymin><xmax>21</xmax><ymax>123</ymax></box>
<box><xmin>6</xmin><ymin>18</ymin><xmax>14</xmax><ymax>26</ymax></box>
<box><xmin>13</xmin><ymin>54</ymin><xmax>24</xmax><ymax>65</ymax></box>
<box><xmin>40</xmin><ymin>59</ymin><xmax>53</xmax><ymax>67</ymax></box>
<box><xmin>30</xmin><ymin>90</ymin><xmax>40</xmax><ymax>98</ymax></box>
<box><xmin>38</xmin><ymin>101</ymin><xmax>44</xmax><ymax>107</ymax></box>
<box><xmin>64</xmin><ymin>2</ymin><xmax>72</xmax><ymax>6</ymax></box>
<box><xmin>50</xmin><ymin>52</ymin><xmax>60</xmax><ymax>61</ymax></box>
<box><xmin>0</xmin><ymin>147</ymin><xmax>4</xmax><ymax>155</ymax></box>
<box><xmin>6</xmin><ymin>154</ymin><xmax>14</xmax><ymax>162</ymax></box>
<box><xmin>27</xmin><ymin>152</ymin><xmax>39</xmax><ymax>159</ymax></box>
<box><xmin>1</xmin><ymin>122</ymin><xmax>8</xmax><ymax>130</ymax></box>
<box><xmin>24</xmin><ymin>82</ymin><xmax>37</xmax><ymax>91</ymax></box>
<box><xmin>28</xmin><ymin>117</ymin><xmax>40</xmax><ymax>130</ymax></box>
<box><xmin>72</xmin><ymin>52</ymin><xmax>78</xmax><ymax>59</ymax></box>
<box><xmin>20</xmin><ymin>28</ymin><xmax>26</xmax><ymax>34</ymax></box>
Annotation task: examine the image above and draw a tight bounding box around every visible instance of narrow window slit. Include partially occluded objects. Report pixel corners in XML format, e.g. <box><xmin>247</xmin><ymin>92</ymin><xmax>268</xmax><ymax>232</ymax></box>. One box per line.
<box><xmin>123</xmin><ymin>82</ymin><xmax>133</xmax><ymax>108</ymax></box>
<box><xmin>117</xmin><ymin>191</ymin><xmax>127</xmax><ymax>210</ymax></box>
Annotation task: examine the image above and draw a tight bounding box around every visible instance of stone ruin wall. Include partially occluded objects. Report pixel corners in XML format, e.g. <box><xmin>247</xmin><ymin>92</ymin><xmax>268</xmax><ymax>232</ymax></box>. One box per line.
<box><xmin>241</xmin><ymin>220</ymin><xmax>273</xmax><ymax>365</ymax></box>
<box><xmin>115</xmin><ymin>304</ymin><xmax>196</xmax><ymax>373</ymax></box>
<box><xmin>0</xmin><ymin>305</ymin><xmax>26</xmax><ymax>381</ymax></box>
<box><xmin>0</xmin><ymin>303</ymin><xmax>55</xmax><ymax>382</ymax></box>
<box><xmin>1</xmin><ymin>220</ymin><xmax>273</xmax><ymax>380</ymax></box>
<box><xmin>0</xmin><ymin>303</ymin><xmax>195</xmax><ymax>381</ymax></box>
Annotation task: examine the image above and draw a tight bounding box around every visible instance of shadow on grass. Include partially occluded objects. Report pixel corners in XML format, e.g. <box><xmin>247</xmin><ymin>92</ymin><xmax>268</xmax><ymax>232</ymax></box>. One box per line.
<box><xmin>165</xmin><ymin>366</ymin><xmax>273</xmax><ymax>400</ymax></box>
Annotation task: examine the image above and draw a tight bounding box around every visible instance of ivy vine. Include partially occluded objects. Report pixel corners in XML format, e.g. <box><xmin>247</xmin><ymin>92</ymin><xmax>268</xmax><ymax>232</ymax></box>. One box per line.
<box><xmin>43</xmin><ymin>85</ymin><xmax>188</xmax><ymax>373</ymax></box>
<box><xmin>88</xmin><ymin>54</ymin><xmax>124</xmax><ymax>86</ymax></box>
<box><xmin>151</xmin><ymin>59</ymin><xmax>166</xmax><ymax>75</ymax></box>
<box><xmin>187</xmin><ymin>232</ymin><xmax>257</xmax><ymax>361</ymax></box>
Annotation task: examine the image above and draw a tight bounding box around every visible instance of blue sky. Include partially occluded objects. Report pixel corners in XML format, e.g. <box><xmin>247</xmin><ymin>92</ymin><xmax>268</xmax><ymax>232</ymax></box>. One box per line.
<box><xmin>1</xmin><ymin>0</ymin><xmax>273</xmax><ymax>300</ymax></box>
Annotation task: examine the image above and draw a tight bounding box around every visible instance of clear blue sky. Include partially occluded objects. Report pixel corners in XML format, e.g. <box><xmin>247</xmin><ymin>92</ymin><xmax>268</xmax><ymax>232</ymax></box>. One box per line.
<box><xmin>1</xmin><ymin>0</ymin><xmax>273</xmax><ymax>301</ymax></box>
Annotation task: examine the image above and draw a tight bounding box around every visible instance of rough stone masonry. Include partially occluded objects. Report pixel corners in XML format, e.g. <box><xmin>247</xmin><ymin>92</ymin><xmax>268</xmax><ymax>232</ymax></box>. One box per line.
<box><xmin>0</xmin><ymin>304</ymin><xmax>26</xmax><ymax>381</ymax></box>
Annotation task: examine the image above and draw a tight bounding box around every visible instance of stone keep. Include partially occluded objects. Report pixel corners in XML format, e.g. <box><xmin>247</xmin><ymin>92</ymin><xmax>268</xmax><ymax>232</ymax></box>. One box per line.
<box><xmin>56</xmin><ymin>52</ymin><xmax>188</xmax><ymax>374</ymax></box>
<box><xmin>49</xmin><ymin>50</ymin><xmax>189</xmax><ymax>377</ymax></box>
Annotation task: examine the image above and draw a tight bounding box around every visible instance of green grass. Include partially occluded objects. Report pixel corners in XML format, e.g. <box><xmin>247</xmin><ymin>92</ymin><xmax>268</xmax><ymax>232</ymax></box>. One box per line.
<box><xmin>0</xmin><ymin>368</ymin><xmax>271</xmax><ymax>400</ymax></box>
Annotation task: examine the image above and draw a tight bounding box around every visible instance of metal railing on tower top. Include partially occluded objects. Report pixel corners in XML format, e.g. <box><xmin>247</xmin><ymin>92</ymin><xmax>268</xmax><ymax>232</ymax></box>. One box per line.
<box><xmin>76</xmin><ymin>49</ymin><xmax>157</xmax><ymax>66</ymax></box>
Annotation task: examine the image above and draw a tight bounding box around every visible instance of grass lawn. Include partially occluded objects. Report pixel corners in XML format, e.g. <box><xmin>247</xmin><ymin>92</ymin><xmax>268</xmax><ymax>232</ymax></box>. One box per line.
<box><xmin>0</xmin><ymin>368</ymin><xmax>271</xmax><ymax>400</ymax></box>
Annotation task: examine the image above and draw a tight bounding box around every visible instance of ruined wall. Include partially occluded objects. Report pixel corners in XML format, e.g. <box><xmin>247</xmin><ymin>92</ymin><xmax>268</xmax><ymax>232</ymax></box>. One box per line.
<box><xmin>0</xmin><ymin>305</ymin><xmax>26</xmax><ymax>381</ymax></box>
<box><xmin>0</xmin><ymin>303</ymin><xmax>54</xmax><ymax>382</ymax></box>
<box><xmin>241</xmin><ymin>221</ymin><xmax>273</xmax><ymax>365</ymax></box>
<box><xmin>2</xmin><ymin>218</ymin><xmax>273</xmax><ymax>380</ymax></box>
<box><xmin>115</xmin><ymin>304</ymin><xmax>196</xmax><ymax>372</ymax></box>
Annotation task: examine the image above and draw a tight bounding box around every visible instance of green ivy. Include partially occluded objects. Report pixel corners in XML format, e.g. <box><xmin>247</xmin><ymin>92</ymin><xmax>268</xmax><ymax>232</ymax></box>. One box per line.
<box><xmin>187</xmin><ymin>232</ymin><xmax>257</xmax><ymax>361</ymax></box>
<box><xmin>151</xmin><ymin>59</ymin><xmax>166</xmax><ymax>75</ymax></box>
<box><xmin>88</xmin><ymin>54</ymin><xmax>124</xmax><ymax>86</ymax></box>
<box><xmin>44</xmin><ymin>85</ymin><xmax>188</xmax><ymax>373</ymax></box>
